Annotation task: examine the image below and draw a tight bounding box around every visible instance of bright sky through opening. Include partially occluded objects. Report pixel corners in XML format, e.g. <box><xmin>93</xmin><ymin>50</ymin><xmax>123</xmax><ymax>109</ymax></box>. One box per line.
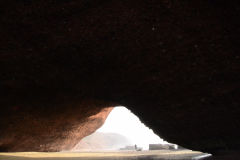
<box><xmin>97</xmin><ymin>106</ymin><xmax>168</xmax><ymax>150</ymax></box>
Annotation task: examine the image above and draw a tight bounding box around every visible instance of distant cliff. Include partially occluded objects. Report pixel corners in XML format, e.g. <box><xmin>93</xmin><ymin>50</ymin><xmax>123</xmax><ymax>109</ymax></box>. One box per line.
<box><xmin>72</xmin><ymin>132</ymin><xmax>132</xmax><ymax>151</ymax></box>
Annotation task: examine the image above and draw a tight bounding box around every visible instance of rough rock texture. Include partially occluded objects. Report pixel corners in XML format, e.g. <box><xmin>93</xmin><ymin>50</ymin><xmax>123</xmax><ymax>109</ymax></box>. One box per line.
<box><xmin>0</xmin><ymin>101</ymin><xmax>113</xmax><ymax>152</ymax></box>
<box><xmin>0</xmin><ymin>0</ymin><xmax>240</xmax><ymax>153</ymax></box>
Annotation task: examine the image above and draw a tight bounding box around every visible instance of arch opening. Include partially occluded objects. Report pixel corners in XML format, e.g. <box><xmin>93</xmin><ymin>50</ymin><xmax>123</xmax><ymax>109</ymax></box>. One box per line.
<box><xmin>68</xmin><ymin>106</ymin><xmax>212</xmax><ymax>160</ymax></box>
<box><xmin>0</xmin><ymin>106</ymin><xmax>212</xmax><ymax>160</ymax></box>
<box><xmin>72</xmin><ymin>106</ymin><xmax>178</xmax><ymax>151</ymax></box>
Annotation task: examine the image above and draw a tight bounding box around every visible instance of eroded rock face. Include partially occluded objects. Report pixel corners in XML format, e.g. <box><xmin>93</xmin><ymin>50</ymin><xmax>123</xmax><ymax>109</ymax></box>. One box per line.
<box><xmin>0</xmin><ymin>100</ymin><xmax>113</xmax><ymax>152</ymax></box>
<box><xmin>0</xmin><ymin>0</ymin><xmax>240</xmax><ymax>153</ymax></box>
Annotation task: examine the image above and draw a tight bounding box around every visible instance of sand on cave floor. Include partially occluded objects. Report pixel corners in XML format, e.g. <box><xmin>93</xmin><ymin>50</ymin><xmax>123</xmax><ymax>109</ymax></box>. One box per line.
<box><xmin>0</xmin><ymin>149</ymin><xmax>211</xmax><ymax>160</ymax></box>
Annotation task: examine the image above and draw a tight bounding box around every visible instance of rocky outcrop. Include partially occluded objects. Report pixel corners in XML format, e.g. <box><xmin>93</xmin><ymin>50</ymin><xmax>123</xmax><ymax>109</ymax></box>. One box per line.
<box><xmin>0</xmin><ymin>0</ymin><xmax>240</xmax><ymax>153</ymax></box>
<box><xmin>0</xmin><ymin>101</ymin><xmax>113</xmax><ymax>152</ymax></box>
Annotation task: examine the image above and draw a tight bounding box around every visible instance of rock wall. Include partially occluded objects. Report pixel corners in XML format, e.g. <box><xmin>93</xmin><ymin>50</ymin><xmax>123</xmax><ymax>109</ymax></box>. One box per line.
<box><xmin>0</xmin><ymin>100</ymin><xmax>113</xmax><ymax>151</ymax></box>
<box><xmin>0</xmin><ymin>0</ymin><xmax>240</xmax><ymax>153</ymax></box>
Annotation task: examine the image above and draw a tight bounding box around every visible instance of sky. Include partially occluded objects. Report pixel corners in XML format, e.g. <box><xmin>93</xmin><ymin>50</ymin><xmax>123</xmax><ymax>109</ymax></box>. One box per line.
<box><xmin>96</xmin><ymin>106</ymin><xmax>168</xmax><ymax>150</ymax></box>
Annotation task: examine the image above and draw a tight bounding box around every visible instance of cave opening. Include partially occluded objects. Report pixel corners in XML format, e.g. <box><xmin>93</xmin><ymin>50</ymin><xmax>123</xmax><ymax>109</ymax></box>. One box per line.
<box><xmin>0</xmin><ymin>106</ymin><xmax>212</xmax><ymax>160</ymax></box>
<box><xmin>67</xmin><ymin>106</ymin><xmax>212</xmax><ymax>160</ymax></box>
<box><xmin>72</xmin><ymin>106</ymin><xmax>178</xmax><ymax>151</ymax></box>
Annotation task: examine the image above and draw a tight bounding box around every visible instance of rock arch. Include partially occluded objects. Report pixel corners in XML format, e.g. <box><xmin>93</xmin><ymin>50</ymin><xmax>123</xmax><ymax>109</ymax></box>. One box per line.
<box><xmin>0</xmin><ymin>0</ymin><xmax>240</xmax><ymax>153</ymax></box>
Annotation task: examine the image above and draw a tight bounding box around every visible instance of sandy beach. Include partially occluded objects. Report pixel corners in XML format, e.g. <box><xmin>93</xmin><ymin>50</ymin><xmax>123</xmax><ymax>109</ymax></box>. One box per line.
<box><xmin>0</xmin><ymin>150</ymin><xmax>211</xmax><ymax>160</ymax></box>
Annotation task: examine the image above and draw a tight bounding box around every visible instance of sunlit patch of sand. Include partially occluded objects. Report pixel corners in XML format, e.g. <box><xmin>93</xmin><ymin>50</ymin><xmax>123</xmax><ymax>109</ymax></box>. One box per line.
<box><xmin>0</xmin><ymin>150</ymin><xmax>211</xmax><ymax>160</ymax></box>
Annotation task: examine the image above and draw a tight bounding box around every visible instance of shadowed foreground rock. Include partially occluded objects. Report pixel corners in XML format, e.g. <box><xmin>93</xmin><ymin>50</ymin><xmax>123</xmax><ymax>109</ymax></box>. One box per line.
<box><xmin>0</xmin><ymin>101</ymin><xmax>113</xmax><ymax>151</ymax></box>
<box><xmin>0</xmin><ymin>0</ymin><xmax>240</xmax><ymax>153</ymax></box>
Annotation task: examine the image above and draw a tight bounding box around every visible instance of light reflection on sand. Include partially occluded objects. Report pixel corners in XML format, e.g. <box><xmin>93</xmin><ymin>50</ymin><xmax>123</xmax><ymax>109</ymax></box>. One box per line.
<box><xmin>0</xmin><ymin>150</ymin><xmax>211</xmax><ymax>160</ymax></box>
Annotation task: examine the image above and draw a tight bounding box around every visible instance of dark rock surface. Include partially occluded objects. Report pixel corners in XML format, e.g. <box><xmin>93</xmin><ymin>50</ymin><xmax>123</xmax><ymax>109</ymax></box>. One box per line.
<box><xmin>0</xmin><ymin>101</ymin><xmax>113</xmax><ymax>151</ymax></box>
<box><xmin>0</xmin><ymin>0</ymin><xmax>240</xmax><ymax>153</ymax></box>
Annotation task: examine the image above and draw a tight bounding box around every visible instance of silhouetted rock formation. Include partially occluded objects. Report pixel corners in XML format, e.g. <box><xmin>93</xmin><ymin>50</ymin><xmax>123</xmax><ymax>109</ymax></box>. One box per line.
<box><xmin>149</xmin><ymin>144</ymin><xmax>178</xmax><ymax>150</ymax></box>
<box><xmin>0</xmin><ymin>0</ymin><xmax>240</xmax><ymax>153</ymax></box>
<box><xmin>72</xmin><ymin>132</ymin><xmax>132</xmax><ymax>151</ymax></box>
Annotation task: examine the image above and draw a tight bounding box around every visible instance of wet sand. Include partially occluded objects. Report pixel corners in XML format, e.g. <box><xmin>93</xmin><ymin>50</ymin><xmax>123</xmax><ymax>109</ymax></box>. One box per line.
<box><xmin>0</xmin><ymin>150</ymin><xmax>211</xmax><ymax>160</ymax></box>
